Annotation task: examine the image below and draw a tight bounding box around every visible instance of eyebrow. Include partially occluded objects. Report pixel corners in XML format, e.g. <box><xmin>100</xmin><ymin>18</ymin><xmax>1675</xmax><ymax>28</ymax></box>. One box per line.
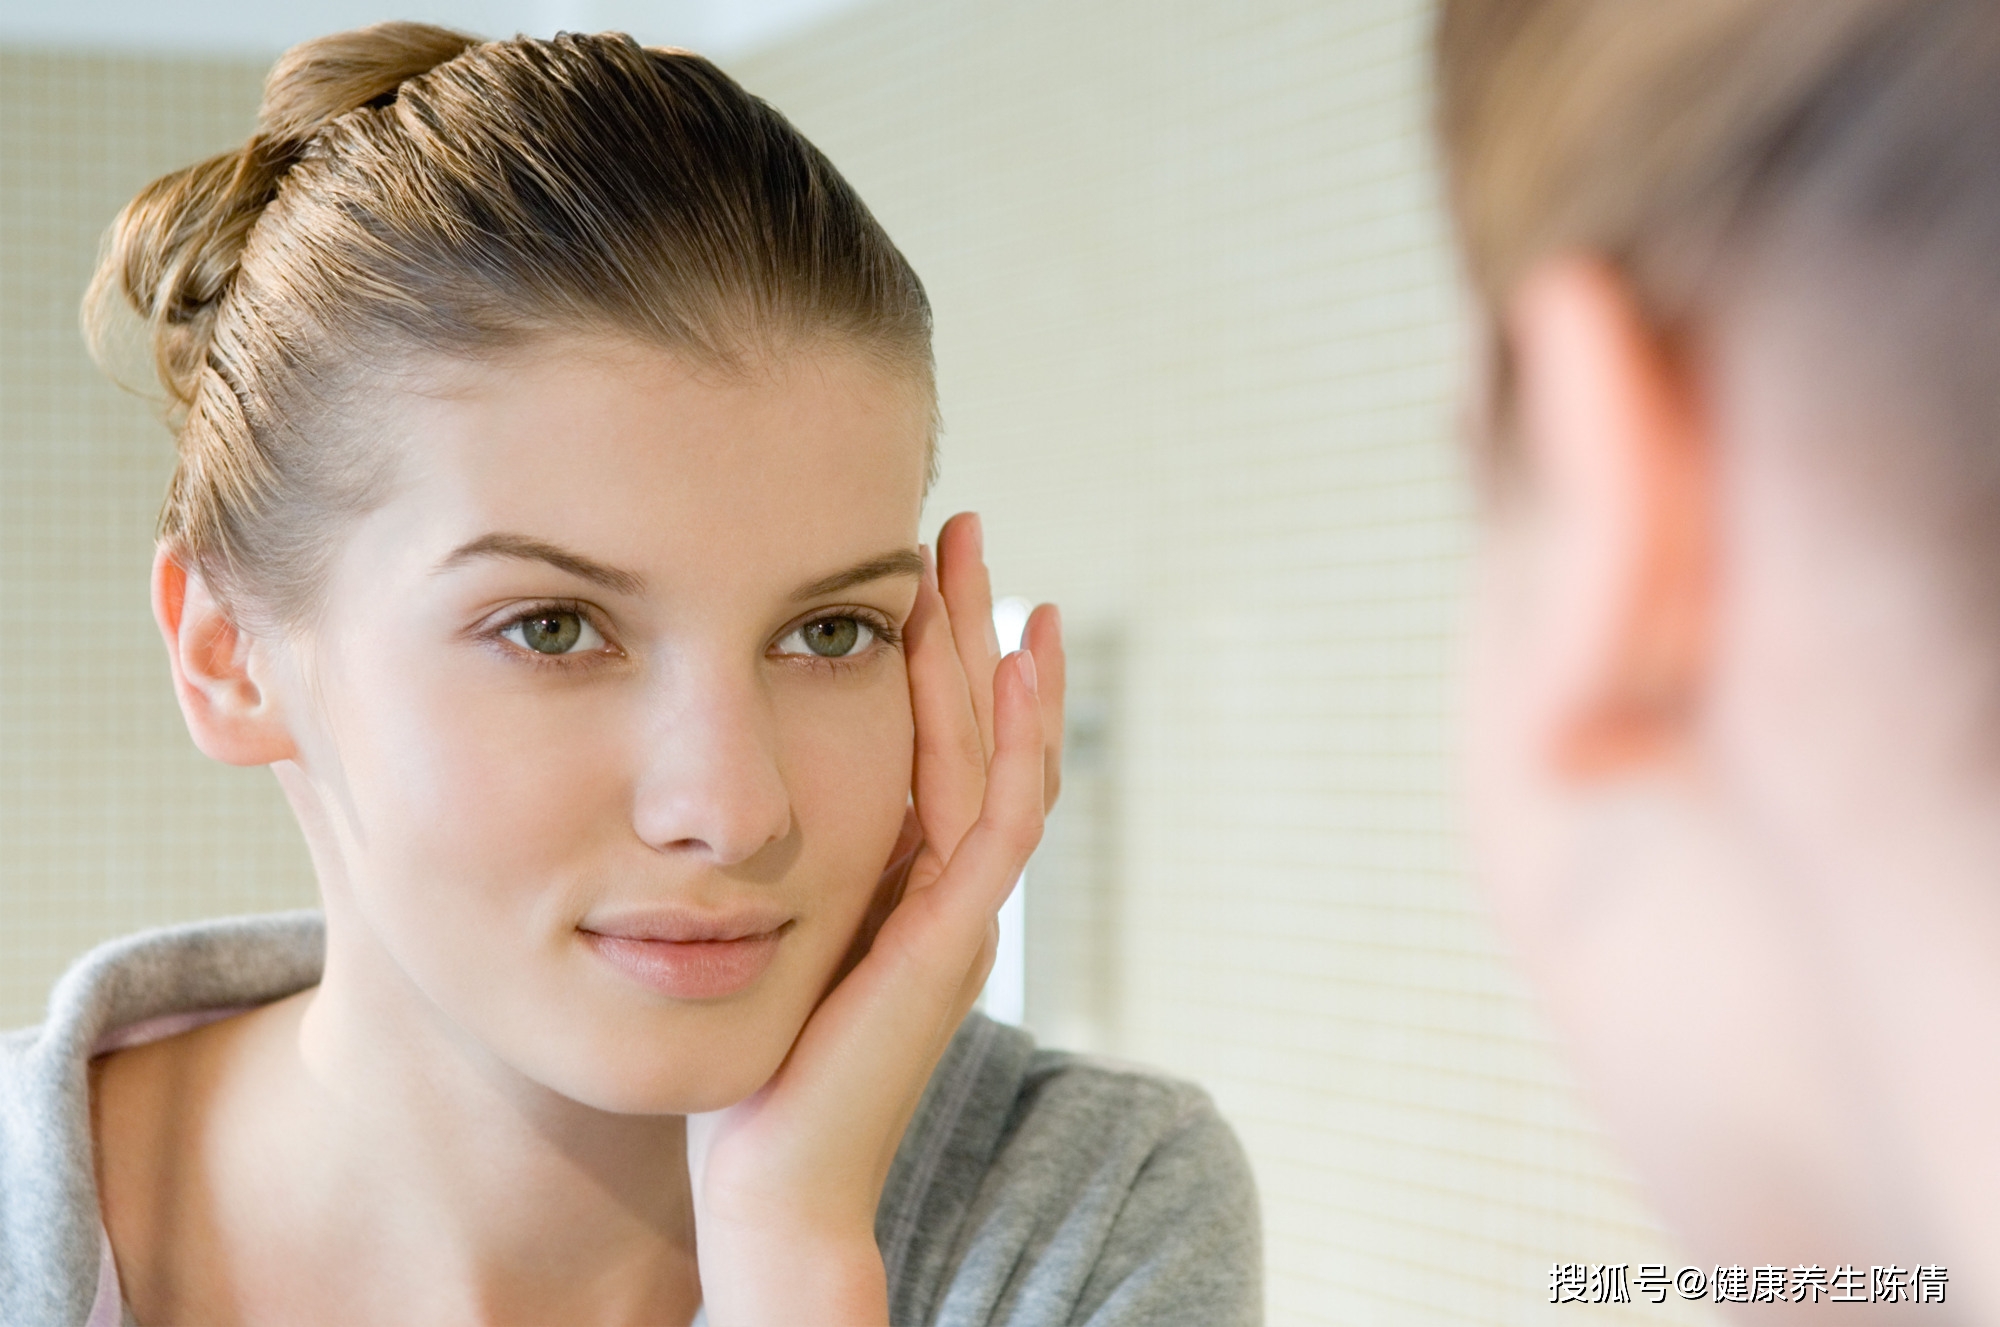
<box><xmin>434</xmin><ymin>533</ymin><xmax>647</xmax><ymax>595</ymax></box>
<box><xmin>792</xmin><ymin>549</ymin><xmax>925</xmax><ymax>600</ymax></box>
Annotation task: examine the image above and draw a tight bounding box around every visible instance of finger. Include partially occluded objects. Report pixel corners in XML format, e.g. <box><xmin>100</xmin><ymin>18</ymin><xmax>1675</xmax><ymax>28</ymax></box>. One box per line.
<box><xmin>905</xmin><ymin>546</ymin><xmax>985</xmax><ymax>863</ymax></box>
<box><xmin>1024</xmin><ymin>603</ymin><xmax>1065</xmax><ymax>810</ymax></box>
<box><xmin>949</xmin><ymin>917</ymin><xmax>1000</xmax><ymax>1024</ymax></box>
<box><xmin>936</xmin><ymin>512</ymin><xmax>1000</xmax><ymax>757</ymax></box>
<box><xmin>740</xmin><ymin>656</ymin><xmax>1043</xmax><ymax>1149</ymax></box>
<box><xmin>798</xmin><ymin>648</ymin><xmax>1043</xmax><ymax>1106</ymax></box>
<box><xmin>898</xmin><ymin>648</ymin><xmax>1045</xmax><ymax>924</ymax></box>
<box><xmin>977</xmin><ymin>649</ymin><xmax>1048</xmax><ymax>883</ymax></box>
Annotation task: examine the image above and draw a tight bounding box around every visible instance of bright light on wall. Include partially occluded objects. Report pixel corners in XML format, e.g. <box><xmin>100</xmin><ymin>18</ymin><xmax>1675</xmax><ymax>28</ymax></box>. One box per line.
<box><xmin>0</xmin><ymin>0</ymin><xmax>871</xmax><ymax>60</ymax></box>
<box><xmin>979</xmin><ymin>597</ymin><xmax>1032</xmax><ymax>1025</ymax></box>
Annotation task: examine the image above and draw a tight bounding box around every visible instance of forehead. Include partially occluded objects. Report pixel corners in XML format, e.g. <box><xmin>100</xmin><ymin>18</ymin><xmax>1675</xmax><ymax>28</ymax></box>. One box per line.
<box><xmin>365</xmin><ymin>337</ymin><xmax>932</xmax><ymax>589</ymax></box>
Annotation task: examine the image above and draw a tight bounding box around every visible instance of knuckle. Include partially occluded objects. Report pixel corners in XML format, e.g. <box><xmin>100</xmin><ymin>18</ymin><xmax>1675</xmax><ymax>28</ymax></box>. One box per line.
<box><xmin>982</xmin><ymin>806</ymin><xmax>1044</xmax><ymax>859</ymax></box>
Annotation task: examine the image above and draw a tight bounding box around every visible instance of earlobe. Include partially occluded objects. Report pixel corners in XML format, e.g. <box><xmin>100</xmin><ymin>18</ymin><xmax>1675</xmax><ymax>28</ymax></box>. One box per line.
<box><xmin>151</xmin><ymin>545</ymin><xmax>297</xmax><ymax>766</ymax></box>
<box><xmin>1509</xmin><ymin>257</ymin><xmax>1713</xmax><ymax>778</ymax></box>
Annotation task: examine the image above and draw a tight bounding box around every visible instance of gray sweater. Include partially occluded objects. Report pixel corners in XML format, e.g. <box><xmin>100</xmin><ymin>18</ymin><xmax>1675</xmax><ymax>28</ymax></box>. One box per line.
<box><xmin>0</xmin><ymin>912</ymin><xmax>1261</xmax><ymax>1326</ymax></box>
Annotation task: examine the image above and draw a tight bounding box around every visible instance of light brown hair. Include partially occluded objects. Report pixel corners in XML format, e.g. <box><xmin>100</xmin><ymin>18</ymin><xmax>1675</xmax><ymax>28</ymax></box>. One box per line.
<box><xmin>1435</xmin><ymin>0</ymin><xmax>2000</xmax><ymax>444</ymax></box>
<box><xmin>87</xmin><ymin>23</ymin><xmax>932</xmax><ymax>624</ymax></box>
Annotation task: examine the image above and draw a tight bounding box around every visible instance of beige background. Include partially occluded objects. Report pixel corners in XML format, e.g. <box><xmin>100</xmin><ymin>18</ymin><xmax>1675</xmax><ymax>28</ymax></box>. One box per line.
<box><xmin>0</xmin><ymin>2</ymin><xmax>1709</xmax><ymax>1321</ymax></box>
<box><xmin>0</xmin><ymin>50</ymin><xmax>318</xmax><ymax>1018</ymax></box>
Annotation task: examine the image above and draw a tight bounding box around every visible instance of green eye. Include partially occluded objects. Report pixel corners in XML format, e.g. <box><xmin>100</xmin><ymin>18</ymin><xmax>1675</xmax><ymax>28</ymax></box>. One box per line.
<box><xmin>521</xmin><ymin>613</ymin><xmax>581</xmax><ymax>653</ymax></box>
<box><xmin>777</xmin><ymin>616</ymin><xmax>878</xmax><ymax>659</ymax></box>
<box><xmin>502</xmin><ymin>610</ymin><xmax>604</xmax><ymax>656</ymax></box>
<box><xmin>805</xmin><ymin>617</ymin><xmax>860</xmax><ymax>656</ymax></box>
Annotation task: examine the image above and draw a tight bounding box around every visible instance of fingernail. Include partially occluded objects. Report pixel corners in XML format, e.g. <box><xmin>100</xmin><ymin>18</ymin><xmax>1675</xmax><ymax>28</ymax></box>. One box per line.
<box><xmin>1017</xmin><ymin>649</ymin><xmax>1038</xmax><ymax>695</ymax></box>
<box><xmin>967</xmin><ymin>512</ymin><xmax>984</xmax><ymax>558</ymax></box>
<box><xmin>919</xmin><ymin>544</ymin><xmax>937</xmax><ymax>584</ymax></box>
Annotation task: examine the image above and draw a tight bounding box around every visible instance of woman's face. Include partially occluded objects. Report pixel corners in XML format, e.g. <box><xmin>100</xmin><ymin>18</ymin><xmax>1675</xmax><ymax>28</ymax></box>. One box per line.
<box><xmin>268</xmin><ymin>338</ymin><xmax>932</xmax><ymax>1114</ymax></box>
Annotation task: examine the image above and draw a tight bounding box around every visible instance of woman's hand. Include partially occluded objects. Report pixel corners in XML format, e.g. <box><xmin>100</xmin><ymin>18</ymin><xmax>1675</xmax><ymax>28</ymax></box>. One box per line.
<box><xmin>685</xmin><ymin>512</ymin><xmax>1065</xmax><ymax>1327</ymax></box>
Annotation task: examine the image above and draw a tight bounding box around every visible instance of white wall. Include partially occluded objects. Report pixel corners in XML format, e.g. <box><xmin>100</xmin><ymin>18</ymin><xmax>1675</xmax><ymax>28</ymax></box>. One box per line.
<box><xmin>0</xmin><ymin>0</ymin><xmax>865</xmax><ymax>59</ymax></box>
<box><xmin>736</xmin><ymin>1</ymin><xmax>1709</xmax><ymax>1320</ymax></box>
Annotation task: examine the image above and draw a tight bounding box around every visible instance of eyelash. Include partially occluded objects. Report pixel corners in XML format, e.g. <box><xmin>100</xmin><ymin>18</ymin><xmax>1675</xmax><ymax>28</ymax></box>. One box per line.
<box><xmin>480</xmin><ymin>602</ymin><xmax>903</xmax><ymax>673</ymax></box>
<box><xmin>484</xmin><ymin>599</ymin><xmax>622</xmax><ymax>672</ymax></box>
<box><xmin>772</xmin><ymin>608</ymin><xmax>903</xmax><ymax>673</ymax></box>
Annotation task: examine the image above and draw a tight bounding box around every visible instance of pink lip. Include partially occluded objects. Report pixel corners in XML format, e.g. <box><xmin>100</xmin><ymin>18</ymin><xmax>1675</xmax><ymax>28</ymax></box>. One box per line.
<box><xmin>579</xmin><ymin>911</ymin><xmax>792</xmax><ymax>1000</ymax></box>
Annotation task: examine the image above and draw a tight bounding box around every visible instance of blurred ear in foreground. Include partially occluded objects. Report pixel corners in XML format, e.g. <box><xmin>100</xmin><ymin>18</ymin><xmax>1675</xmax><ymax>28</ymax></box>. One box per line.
<box><xmin>1508</xmin><ymin>256</ymin><xmax>1711</xmax><ymax>780</ymax></box>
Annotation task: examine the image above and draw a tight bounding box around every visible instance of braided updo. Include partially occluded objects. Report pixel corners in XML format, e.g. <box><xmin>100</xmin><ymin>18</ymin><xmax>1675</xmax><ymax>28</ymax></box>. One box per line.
<box><xmin>86</xmin><ymin>22</ymin><xmax>932</xmax><ymax>625</ymax></box>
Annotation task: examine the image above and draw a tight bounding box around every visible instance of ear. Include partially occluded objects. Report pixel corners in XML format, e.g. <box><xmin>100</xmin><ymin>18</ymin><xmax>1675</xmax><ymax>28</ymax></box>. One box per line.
<box><xmin>1509</xmin><ymin>257</ymin><xmax>1713</xmax><ymax>777</ymax></box>
<box><xmin>152</xmin><ymin>545</ymin><xmax>297</xmax><ymax>766</ymax></box>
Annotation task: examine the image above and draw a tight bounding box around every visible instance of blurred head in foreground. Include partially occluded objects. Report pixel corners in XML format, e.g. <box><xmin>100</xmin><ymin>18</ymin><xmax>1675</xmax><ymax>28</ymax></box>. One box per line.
<box><xmin>1441</xmin><ymin>0</ymin><xmax>2000</xmax><ymax>1301</ymax></box>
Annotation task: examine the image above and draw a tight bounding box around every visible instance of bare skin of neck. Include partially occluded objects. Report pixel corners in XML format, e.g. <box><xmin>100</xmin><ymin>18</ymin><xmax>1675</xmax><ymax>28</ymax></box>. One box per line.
<box><xmin>92</xmin><ymin>974</ymin><xmax>703</xmax><ymax>1327</ymax></box>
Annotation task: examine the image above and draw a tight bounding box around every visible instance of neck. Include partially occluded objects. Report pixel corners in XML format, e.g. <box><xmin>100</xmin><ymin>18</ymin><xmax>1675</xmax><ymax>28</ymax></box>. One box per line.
<box><xmin>159</xmin><ymin>917</ymin><xmax>700</xmax><ymax>1327</ymax></box>
<box><xmin>1560</xmin><ymin>755</ymin><xmax>2000</xmax><ymax>1316</ymax></box>
<box><xmin>1741</xmin><ymin>764</ymin><xmax>2000</xmax><ymax>1306</ymax></box>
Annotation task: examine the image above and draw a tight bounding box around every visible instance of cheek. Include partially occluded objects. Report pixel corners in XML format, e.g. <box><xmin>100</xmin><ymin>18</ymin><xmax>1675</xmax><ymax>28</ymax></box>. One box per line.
<box><xmin>316</xmin><ymin>647</ymin><xmax>626</xmax><ymax>920</ymax></box>
<box><xmin>298</xmin><ymin>624</ymin><xmax>919</xmax><ymax>1092</ymax></box>
<box><xmin>776</xmin><ymin>666</ymin><xmax>915</xmax><ymax>904</ymax></box>
<box><xmin>1468</xmin><ymin>533</ymin><xmax>1630</xmax><ymax>1084</ymax></box>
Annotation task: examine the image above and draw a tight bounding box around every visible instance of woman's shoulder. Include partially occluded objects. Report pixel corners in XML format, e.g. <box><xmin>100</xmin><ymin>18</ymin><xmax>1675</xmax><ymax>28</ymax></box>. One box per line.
<box><xmin>1</xmin><ymin>910</ymin><xmax>325</xmax><ymax>1106</ymax></box>
<box><xmin>883</xmin><ymin>1014</ymin><xmax>1261</xmax><ymax>1326</ymax></box>
<box><xmin>8</xmin><ymin>912</ymin><xmax>324</xmax><ymax>1043</ymax></box>
<box><xmin>0</xmin><ymin>912</ymin><xmax>325</xmax><ymax>1327</ymax></box>
<box><xmin>2</xmin><ymin>907</ymin><xmax>326</xmax><ymax>1116</ymax></box>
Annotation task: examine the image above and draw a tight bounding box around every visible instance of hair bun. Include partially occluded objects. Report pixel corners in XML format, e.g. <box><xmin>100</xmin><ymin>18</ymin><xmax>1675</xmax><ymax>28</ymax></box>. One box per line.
<box><xmin>87</xmin><ymin>22</ymin><xmax>477</xmax><ymax>408</ymax></box>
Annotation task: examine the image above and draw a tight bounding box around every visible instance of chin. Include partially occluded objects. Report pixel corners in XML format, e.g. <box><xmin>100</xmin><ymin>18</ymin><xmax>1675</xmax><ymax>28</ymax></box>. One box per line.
<box><xmin>513</xmin><ymin>1005</ymin><xmax>802</xmax><ymax>1116</ymax></box>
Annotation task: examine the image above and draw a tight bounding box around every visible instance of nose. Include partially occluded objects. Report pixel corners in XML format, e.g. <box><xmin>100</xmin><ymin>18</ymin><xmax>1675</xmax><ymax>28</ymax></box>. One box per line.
<box><xmin>629</xmin><ymin>661</ymin><xmax>793</xmax><ymax>867</ymax></box>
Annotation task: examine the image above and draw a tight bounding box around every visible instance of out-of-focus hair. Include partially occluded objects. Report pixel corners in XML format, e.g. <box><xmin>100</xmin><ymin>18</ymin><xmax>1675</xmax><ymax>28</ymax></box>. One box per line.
<box><xmin>1436</xmin><ymin>0</ymin><xmax>2000</xmax><ymax>458</ymax></box>
<box><xmin>86</xmin><ymin>23</ymin><xmax>932</xmax><ymax>624</ymax></box>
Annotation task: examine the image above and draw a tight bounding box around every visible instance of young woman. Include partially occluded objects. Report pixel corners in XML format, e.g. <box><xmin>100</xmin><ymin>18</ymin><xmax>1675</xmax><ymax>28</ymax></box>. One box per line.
<box><xmin>1443</xmin><ymin>0</ymin><xmax>2000</xmax><ymax>1309</ymax></box>
<box><xmin>0</xmin><ymin>25</ymin><xmax>1259</xmax><ymax>1327</ymax></box>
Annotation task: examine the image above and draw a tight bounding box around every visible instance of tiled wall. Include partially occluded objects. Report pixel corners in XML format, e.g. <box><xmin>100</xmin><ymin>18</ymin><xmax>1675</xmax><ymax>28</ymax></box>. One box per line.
<box><xmin>0</xmin><ymin>8</ymin><xmax>1708</xmax><ymax>1322</ymax></box>
<box><xmin>736</xmin><ymin>1</ymin><xmax>1706</xmax><ymax>1320</ymax></box>
<box><xmin>0</xmin><ymin>51</ymin><xmax>317</xmax><ymax>1026</ymax></box>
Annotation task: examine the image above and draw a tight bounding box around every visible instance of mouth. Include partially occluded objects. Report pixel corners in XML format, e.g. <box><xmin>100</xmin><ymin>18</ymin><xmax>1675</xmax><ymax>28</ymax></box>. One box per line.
<box><xmin>577</xmin><ymin>912</ymin><xmax>794</xmax><ymax>1000</ymax></box>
